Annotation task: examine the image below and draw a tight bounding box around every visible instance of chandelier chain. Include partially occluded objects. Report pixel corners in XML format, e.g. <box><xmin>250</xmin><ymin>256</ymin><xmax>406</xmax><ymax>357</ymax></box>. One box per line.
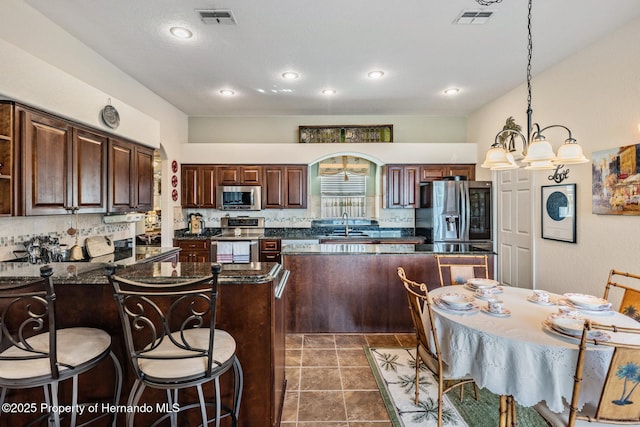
<box><xmin>526</xmin><ymin>0</ymin><xmax>533</xmax><ymax>114</ymax></box>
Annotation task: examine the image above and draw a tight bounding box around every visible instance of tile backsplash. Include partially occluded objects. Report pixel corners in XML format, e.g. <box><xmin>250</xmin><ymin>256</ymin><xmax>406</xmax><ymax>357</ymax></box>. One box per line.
<box><xmin>0</xmin><ymin>214</ymin><xmax>134</xmax><ymax>261</ymax></box>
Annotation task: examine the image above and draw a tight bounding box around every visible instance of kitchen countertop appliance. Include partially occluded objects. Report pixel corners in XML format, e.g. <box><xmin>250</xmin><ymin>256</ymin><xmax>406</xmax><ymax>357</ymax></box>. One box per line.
<box><xmin>211</xmin><ymin>216</ymin><xmax>264</xmax><ymax>263</ymax></box>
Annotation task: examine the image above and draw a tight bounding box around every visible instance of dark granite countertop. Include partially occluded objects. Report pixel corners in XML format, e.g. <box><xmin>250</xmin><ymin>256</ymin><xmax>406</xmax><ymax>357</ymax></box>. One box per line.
<box><xmin>0</xmin><ymin>244</ymin><xmax>281</xmax><ymax>286</ymax></box>
<box><xmin>281</xmin><ymin>242</ymin><xmax>495</xmax><ymax>255</ymax></box>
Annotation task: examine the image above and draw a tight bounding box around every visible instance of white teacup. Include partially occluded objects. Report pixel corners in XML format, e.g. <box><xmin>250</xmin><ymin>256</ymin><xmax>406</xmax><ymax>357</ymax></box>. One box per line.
<box><xmin>533</xmin><ymin>290</ymin><xmax>549</xmax><ymax>303</ymax></box>
<box><xmin>475</xmin><ymin>288</ymin><xmax>494</xmax><ymax>298</ymax></box>
<box><xmin>488</xmin><ymin>299</ymin><xmax>504</xmax><ymax>314</ymax></box>
<box><xmin>558</xmin><ymin>306</ymin><xmax>580</xmax><ymax>317</ymax></box>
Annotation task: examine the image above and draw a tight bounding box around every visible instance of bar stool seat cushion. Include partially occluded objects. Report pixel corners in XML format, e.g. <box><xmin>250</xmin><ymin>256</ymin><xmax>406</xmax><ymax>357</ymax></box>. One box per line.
<box><xmin>0</xmin><ymin>327</ymin><xmax>111</xmax><ymax>380</ymax></box>
<box><xmin>138</xmin><ymin>329</ymin><xmax>236</xmax><ymax>381</ymax></box>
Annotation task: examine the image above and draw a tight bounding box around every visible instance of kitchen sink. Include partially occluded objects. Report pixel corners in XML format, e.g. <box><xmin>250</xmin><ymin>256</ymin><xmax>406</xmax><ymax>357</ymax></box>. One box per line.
<box><xmin>327</xmin><ymin>231</ymin><xmax>369</xmax><ymax>237</ymax></box>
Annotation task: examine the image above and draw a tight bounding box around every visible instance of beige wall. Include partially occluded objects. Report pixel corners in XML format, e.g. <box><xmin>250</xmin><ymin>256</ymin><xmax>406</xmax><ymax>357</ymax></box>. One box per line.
<box><xmin>0</xmin><ymin>0</ymin><xmax>188</xmax><ymax>249</ymax></box>
<box><xmin>468</xmin><ymin>15</ymin><xmax>640</xmax><ymax>296</ymax></box>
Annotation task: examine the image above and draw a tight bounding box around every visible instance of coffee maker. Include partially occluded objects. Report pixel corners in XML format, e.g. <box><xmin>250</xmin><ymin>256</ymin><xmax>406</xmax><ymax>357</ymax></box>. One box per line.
<box><xmin>188</xmin><ymin>213</ymin><xmax>204</xmax><ymax>235</ymax></box>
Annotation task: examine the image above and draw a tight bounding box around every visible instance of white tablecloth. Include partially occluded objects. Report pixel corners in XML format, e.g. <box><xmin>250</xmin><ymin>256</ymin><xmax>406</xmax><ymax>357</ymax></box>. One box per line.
<box><xmin>429</xmin><ymin>286</ymin><xmax>640</xmax><ymax>413</ymax></box>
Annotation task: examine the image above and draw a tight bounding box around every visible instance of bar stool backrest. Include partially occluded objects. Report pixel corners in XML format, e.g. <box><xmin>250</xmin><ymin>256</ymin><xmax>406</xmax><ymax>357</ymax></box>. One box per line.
<box><xmin>107</xmin><ymin>264</ymin><xmax>221</xmax><ymax>382</ymax></box>
<box><xmin>0</xmin><ymin>266</ymin><xmax>58</xmax><ymax>380</ymax></box>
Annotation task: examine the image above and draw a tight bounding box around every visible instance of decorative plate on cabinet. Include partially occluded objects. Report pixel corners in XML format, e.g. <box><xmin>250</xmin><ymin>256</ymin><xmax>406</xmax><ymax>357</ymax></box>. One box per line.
<box><xmin>101</xmin><ymin>104</ymin><xmax>120</xmax><ymax>129</ymax></box>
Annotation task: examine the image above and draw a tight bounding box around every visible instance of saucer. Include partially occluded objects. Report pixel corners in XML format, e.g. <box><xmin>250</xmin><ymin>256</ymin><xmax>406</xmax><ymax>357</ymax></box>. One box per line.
<box><xmin>481</xmin><ymin>307</ymin><xmax>511</xmax><ymax>317</ymax></box>
<box><xmin>527</xmin><ymin>296</ymin><xmax>555</xmax><ymax>306</ymax></box>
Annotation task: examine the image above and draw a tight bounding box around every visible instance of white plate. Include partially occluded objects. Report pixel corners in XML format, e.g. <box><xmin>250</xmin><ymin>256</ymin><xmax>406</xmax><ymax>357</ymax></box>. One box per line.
<box><xmin>439</xmin><ymin>293</ymin><xmax>475</xmax><ymax>309</ymax></box>
<box><xmin>433</xmin><ymin>298</ymin><xmax>480</xmax><ymax>314</ymax></box>
<box><xmin>548</xmin><ymin>315</ymin><xmax>585</xmax><ymax>336</ymax></box>
<box><xmin>481</xmin><ymin>307</ymin><xmax>511</xmax><ymax>317</ymax></box>
<box><xmin>563</xmin><ymin>293</ymin><xmax>611</xmax><ymax>310</ymax></box>
<box><xmin>543</xmin><ymin>321</ymin><xmax>611</xmax><ymax>343</ymax></box>
<box><xmin>527</xmin><ymin>296</ymin><xmax>555</xmax><ymax>306</ymax></box>
<box><xmin>466</xmin><ymin>278</ymin><xmax>500</xmax><ymax>289</ymax></box>
<box><xmin>557</xmin><ymin>299</ymin><xmax>614</xmax><ymax>315</ymax></box>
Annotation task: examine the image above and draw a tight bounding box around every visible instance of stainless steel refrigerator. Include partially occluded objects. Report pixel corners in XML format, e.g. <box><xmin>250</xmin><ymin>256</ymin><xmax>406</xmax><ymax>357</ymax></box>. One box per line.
<box><xmin>415</xmin><ymin>179</ymin><xmax>492</xmax><ymax>244</ymax></box>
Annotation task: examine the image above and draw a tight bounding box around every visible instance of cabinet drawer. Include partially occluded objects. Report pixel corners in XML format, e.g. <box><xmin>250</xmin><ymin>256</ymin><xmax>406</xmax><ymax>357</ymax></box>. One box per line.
<box><xmin>261</xmin><ymin>239</ymin><xmax>281</xmax><ymax>251</ymax></box>
<box><xmin>174</xmin><ymin>239</ymin><xmax>210</xmax><ymax>250</ymax></box>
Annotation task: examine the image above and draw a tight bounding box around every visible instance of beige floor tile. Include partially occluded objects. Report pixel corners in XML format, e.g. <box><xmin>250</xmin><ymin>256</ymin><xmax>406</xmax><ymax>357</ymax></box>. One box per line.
<box><xmin>286</xmin><ymin>349</ymin><xmax>302</xmax><ymax>367</ymax></box>
<box><xmin>395</xmin><ymin>333</ymin><xmax>417</xmax><ymax>347</ymax></box>
<box><xmin>340</xmin><ymin>366</ymin><xmax>378</xmax><ymax>390</ymax></box>
<box><xmin>365</xmin><ymin>334</ymin><xmax>401</xmax><ymax>347</ymax></box>
<box><xmin>303</xmin><ymin>334</ymin><xmax>336</xmax><ymax>348</ymax></box>
<box><xmin>297</xmin><ymin>391</ymin><xmax>347</xmax><ymax>422</ymax></box>
<box><xmin>343</xmin><ymin>390</ymin><xmax>390</xmax><ymax>421</ymax></box>
<box><xmin>286</xmin><ymin>333</ymin><xmax>305</xmax><ymax>349</ymax></box>
<box><xmin>297</xmin><ymin>423</ymin><xmax>349</xmax><ymax>427</ymax></box>
<box><xmin>300</xmin><ymin>367</ymin><xmax>342</xmax><ymax>391</ymax></box>
<box><xmin>286</xmin><ymin>367</ymin><xmax>301</xmax><ymax>391</ymax></box>
<box><xmin>301</xmin><ymin>349</ymin><xmax>338</xmax><ymax>367</ymax></box>
<box><xmin>281</xmin><ymin>391</ymin><xmax>299</xmax><ymax>422</ymax></box>
<box><xmin>337</xmin><ymin>349</ymin><xmax>369</xmax><ymax>367</ymax></box>
<box><xmin>334</xmin><ymin>334</ymin><xmax>367</xmax><ymax>348</ymax></box>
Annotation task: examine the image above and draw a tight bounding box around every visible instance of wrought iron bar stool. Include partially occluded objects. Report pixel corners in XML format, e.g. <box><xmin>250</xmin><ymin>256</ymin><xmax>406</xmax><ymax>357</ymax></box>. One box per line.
<box><xmin>106</xmin><ymin>263</ymin><xmax>242</xmax><ymax>427</ymax></box>
<box><xmin>0</xmin><ymin>265</ymin><xmax>123</xmax><ymax>427</ymax></box>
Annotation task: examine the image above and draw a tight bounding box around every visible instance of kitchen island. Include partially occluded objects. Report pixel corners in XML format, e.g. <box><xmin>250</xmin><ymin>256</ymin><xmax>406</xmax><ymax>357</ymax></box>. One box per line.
<box><xmin>282</xmin><ymin>243</ymin><xmax>494</xmax><ymax>333</ymax></box>
<box><xmin>0</xmin><ymin>260</ymin><xmax>288</xmax><ymax>427</ymax></box>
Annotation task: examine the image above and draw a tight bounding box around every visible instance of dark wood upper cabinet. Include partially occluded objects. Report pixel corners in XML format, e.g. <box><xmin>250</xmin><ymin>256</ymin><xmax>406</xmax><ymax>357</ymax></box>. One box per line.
<box><xmin>108</xmin><ymin>138</ymin><xmax>154</xmax><ymax>213</ymax></box>
<box><xmin>181</xmin><ymin>164</ymin><xmax>216</xmax><ymax>208</ymax></box>
<box><xmin>420</xmin><ymin>164</ymin><xmax>475</xmax><ymax>182</ymax></box>
<box><xmin>262</xmin><ymin>165</ymin><xmax>307</xmax><ymax>209</ymax></box>
<box><xmin>217</xmin><ymin>165</ymin><xmax>262</xmax><ymax>185</ymax></box>
<box><xmin>19</xmin><ymin>107</ymin><xmax>107</xmax><ymax>215</ymax></box>
<box><xmin>384</xmin><ymin>164</ymin><xmax>419</xmax><ymax>208</ymax></box>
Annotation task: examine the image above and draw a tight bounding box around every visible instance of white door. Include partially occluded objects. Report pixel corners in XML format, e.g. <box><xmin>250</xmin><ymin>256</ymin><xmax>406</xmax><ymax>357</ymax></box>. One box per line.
<box><xmin>496</xmin><ymin>168</ymin><xmax>533</xmax><ymax>288</ymax></box>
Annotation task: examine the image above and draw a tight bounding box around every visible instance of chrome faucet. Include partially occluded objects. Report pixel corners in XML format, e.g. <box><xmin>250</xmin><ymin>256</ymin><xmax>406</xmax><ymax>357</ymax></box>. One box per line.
<box><xmin>342</xmin><ymin>212</ymin><xmax>352</xmax><ymax>236</ymax></box>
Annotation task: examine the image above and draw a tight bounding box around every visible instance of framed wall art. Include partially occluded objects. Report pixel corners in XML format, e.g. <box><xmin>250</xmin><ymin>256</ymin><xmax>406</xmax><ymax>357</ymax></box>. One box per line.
<box><xmin>592</xmin><ymin>143</ymin><xmax>640</xmax><ymax>215</ymax></box>
<box><xmin>542</xmin><ymin>183</ymin><xmax>577</xmax><ymax>243</ymax></box>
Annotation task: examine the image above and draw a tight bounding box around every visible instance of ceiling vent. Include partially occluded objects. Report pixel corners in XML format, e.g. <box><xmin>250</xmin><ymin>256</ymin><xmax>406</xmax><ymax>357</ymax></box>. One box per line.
<box><xmin>453</xmin><ymin>10</ymin><xmax>494</xmax><ymax>25</ymax></box>
<box><xmin>197</xmin><ymin>9</ymin><xmax>237</xmax><ymax>25</ymax></box>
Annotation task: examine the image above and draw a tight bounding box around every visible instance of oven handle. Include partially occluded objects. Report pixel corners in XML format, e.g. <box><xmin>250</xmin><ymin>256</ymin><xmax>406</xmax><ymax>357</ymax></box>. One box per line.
<box><xmin>275</xmin><ymin>269</ymin><xmax>290</xmax><ymax>300</ymax></box>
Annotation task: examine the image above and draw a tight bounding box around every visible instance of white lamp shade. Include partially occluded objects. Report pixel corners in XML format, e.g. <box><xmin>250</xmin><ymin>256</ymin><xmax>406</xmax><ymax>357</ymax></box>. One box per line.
<box><xmin>490</xmin><ymin>153</ymin><xmax>519</xmax><ymax>170</ymax></box>
<box><xmin>524</xmin><ymin>160</ymin><xmax>555</xmax><ymax>170</ymax></box>
<box><xmin>481</xmin><ymin>147</ymin><xmax>513</xmax><ymax>169</ymax></box>
<box><xmin>555</xmin><ymin>142</ymin><xmax>589</xmax><ymax>164</ymax></box>
<box><xmin>522</xmin><ymin>140</ymin><xmax>556</xmax><ymax>163</ymax></box>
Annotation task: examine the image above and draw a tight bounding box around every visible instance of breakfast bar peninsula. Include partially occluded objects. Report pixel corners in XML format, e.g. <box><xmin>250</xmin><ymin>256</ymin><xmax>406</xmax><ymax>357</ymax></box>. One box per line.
<box><xmin>282</xmin><ymin>243</ymin><xmax>494</xmax><ymax>333</ymax></box>
<box><xmin>0</xmin><ymin>260</ymin><xmax>288</xmax><ymax>427</ymax></box>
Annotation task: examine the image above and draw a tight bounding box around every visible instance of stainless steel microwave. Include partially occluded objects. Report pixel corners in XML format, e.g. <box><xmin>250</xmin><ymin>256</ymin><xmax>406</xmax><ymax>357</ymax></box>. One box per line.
<box><xmin>217</xmin><ymin>185</ymin><xmax>262</xmax><ymax>210</ymax></box>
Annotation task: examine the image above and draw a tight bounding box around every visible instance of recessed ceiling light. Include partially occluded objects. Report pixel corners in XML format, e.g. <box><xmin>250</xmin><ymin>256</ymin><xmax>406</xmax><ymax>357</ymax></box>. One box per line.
<box><xmin>219</xmin><ymin>89</ymin><xmax>235</xmax><ymax>96</ymax></box>
<box><xmin>282</xmin><ymin>71</ymin><xmax>300</xmax><ymax>80</ymax></box>
<box><xmin>169</xmin><ymin>27</ymin><xmax>193</xmax><ymax>39</ymax></box>
<box><xmin>367</xmin><ymin>70</ymin><xmax>385</xmax><ymax>79</ymax></box>
<box><xmin>444</xmin><ymin>88</ymin><xmax>460</xmax><ymax>95</ymax></box>
<box><xmin>322</xmin><ymin>89</ymin><xmax>336</xmax><ymax>95</ymax></box>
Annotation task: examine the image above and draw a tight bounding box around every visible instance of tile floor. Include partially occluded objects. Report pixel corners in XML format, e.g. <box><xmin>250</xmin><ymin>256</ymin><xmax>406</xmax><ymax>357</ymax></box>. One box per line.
<box><xmin>282</xmin><ymin>333</ymin><xmax>417</xmax><ymax>427</ymax></box>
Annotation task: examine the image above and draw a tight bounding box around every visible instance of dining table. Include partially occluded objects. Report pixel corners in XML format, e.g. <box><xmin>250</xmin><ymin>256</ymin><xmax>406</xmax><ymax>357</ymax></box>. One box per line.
<box><xmin>428</xmin><ymin>284</ymin><xmax>640</xmax><ymax>426</ymax></box>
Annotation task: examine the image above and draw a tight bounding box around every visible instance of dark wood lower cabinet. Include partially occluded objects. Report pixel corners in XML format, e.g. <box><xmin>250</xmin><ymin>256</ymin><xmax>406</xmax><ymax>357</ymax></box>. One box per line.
<box><xmin>282</xmin><ymin>253</ymin><xmax>493</xmax><ymax>333</ymax></box>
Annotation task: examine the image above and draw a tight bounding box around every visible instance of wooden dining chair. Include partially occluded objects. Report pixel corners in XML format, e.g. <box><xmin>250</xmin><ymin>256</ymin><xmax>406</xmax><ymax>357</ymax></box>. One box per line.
<box><xmin>603</xmin><ymin>269</ymin><xmax>640</xmax><ymax>322</ymax></box>
<box><xmin>397</xmin><ymin>267</ymin><xmax>477</xmax><ymax>427</ymax></box>
<box><xmin>434</xmin><ymin>254</ymin><xmax>489</xmax><ymax>287</ymax></box>
<box><xmin>107</xmin><ymin>263</ymin><xmax>242</xmax><ymax>427</ymax></box>
<box><xmin>535</xmin><ymin>320</ymin><xmax>640</xmax><ymax>426</ymax></box>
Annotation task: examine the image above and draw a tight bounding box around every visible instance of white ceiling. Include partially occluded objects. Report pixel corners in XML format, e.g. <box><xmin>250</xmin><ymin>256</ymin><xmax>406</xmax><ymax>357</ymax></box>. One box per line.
<box><xmin>24</xmin><ymin>0</ymin><xmax>640</xmax><ymax>117</ymax></box>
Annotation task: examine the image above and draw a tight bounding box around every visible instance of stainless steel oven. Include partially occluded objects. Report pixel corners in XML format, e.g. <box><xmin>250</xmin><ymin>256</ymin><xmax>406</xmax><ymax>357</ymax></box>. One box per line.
<box><xmin>211</xmin><ymin>217</ymin><xmax>264</xmax><ymax>264</ymax></box>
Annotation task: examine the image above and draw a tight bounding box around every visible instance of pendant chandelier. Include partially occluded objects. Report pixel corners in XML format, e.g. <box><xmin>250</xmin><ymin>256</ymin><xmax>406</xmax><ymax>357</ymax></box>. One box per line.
<box><xmin>480</xmin><ymin>0</ymin><xmax>589</xmax><ymax>171</ymax></box>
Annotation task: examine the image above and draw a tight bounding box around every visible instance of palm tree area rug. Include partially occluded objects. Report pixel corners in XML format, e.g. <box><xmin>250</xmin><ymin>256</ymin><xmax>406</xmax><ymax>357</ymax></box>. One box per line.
<box><xmin>365</xmin><ymin>347</ymin><xmax>550</xmax><ymax>427</ymax></box>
